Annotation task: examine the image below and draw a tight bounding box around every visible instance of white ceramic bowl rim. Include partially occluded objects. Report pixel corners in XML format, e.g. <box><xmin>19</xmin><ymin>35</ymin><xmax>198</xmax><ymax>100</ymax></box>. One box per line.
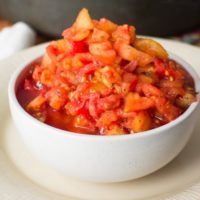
<box><xmin>8</xmin><ymin>52</ymin><xmax>200</xmax><ymax>141</ymax></box>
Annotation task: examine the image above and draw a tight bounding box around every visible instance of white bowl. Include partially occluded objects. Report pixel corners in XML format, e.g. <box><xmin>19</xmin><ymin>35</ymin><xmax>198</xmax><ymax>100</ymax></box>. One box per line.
<box><xmin>8</xmin><ymin>53</ymin><xmax>200</xmax><ymax>183</ymax></box>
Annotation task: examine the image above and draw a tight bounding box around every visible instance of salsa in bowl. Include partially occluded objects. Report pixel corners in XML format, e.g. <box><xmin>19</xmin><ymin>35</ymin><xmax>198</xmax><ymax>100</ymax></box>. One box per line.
<box><xmin>15</xmin><ymin>9</ymin><xmax>197</xmax><ymax>136</ymax></box>
<box><xmin>16</xmin><ymin>55</ymin><xmax>197</xmax><ymax>135</ymax></box>
<box><xmin>8</xmin><ymin>9</ymin><xmax>200</xmax><ymax>182</ymax></box>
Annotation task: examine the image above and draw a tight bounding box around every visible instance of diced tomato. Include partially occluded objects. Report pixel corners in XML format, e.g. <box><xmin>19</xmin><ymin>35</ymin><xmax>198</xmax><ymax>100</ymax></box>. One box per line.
<box><xmin>112</xmin><ymin>24</ymin><xmax>136</xmax><ymax>45</ymax></box>
<box><xmin>88</xmin><ymin>93</ymin><xmax>102</xmax><ymax>119</ymax></box>
<box><xmin>96</xmin><ymin>110</ymin><xmax>119</xmax><ymax>128</ymax></box>
<box><xmin>89</xmin><ymin>41</ymin><xmax>116</xmax><ymax>65</ymax></box>
<box><xmin>65</xmin><ymin>100</ymin><xmax>85</xmax><ymax>116</ymax></box>
<box><xmin>123</xmin><ymin>72</ymin><xmax>137</xmax><ymax>83</ymax></box>
<box><xmin>63</xmin><ymin>27</ymin><xmax>90</xmax><ymax>42</ymax></box>
<box><xmin>121</xmin><ymin>111</ymin><xmax>137</xmax><ymax>118</ymax></box>
<box><xmin>71</xmin><ymin>53</ymin><xmax>94</xmax><ymax>69</ymax></box>
<box><xmin>104</xmin><ymin>124</ymin><xmax>127</xmax><ymax>135</ymax></box>
<box><xmin>74</xmin><ymin>8</ymin><xmax>94</xmax><ymax>30</ymax></box>
<box><xmin>162</xmin><ymin>87</ymin><xmax>185</xmax><ymax>101</ymax></box>
<box><xmin>134</xmin><ymin>38</ymin><xmax>168</xmax><ymax>59</ymax></box>
<box><xmin>95</xmin><ymin>66</ymin><xmax>121</xmax><ymax>88</ymax></box>
<box><xmin>93</xmin><ymin>18</ymin><xmax>117</xmax><ymax>34</ymax></box>
<box><xmin>98</xmin><ymin>94</ymin><xmax>121</xmax><ymax>111</ymax></box>
<box><xmin>136</xmin><ymin>65</ymin><xmax>158</xmax><ymax>85</ymax></box>
<box><xmin>129</xmin><ymin>26</ymin><xmax>136</xmax><ymax>44</ymax></box>
<box><xmin>62</xmin><ymin>27</ymin><xmax>74</xmax><ymax>39</ymax></box>
<box><xmin>142</xmin><ymin>83</ymin><xmax>164</xmax><ymax>97</ymax></box>
<box><xmin>90</xmin><ymin>81</ymin><xmax>111</xmax><ymax>96</ymax></box>
<box><xmin>42</xmin><ymin>53</ymin><xmax>52</xmax><ymax>66</ymax></box>
<box><xmin>122</xmin><ymin>73</ymin><xmax>138</xmax><ymax>91</ymax></box>
<box><xmin>56</xmin><ymin>39</ymin><xmax>70</xmax><ymax>54</ymax></box>
<box><xmin>40</xmin><ymin>68</ymin><xmax>54</xmax><ymax>87</ymax></box>
<box><xmin>71</xmin><ymin>41</ymin><xmax>88</xmax><ymax>54</ymax></box>
<box><xmin>176</xmin><ymin>93</ymin><xmax>196</xmax><ymax>108</ymax></box>
<box><xmin>123</xmin><ymin>60</ymin><xmax>138</xmax><ymax>72</ymax></box>
<box><xmin>154</xmin><ymin>58</ymin><xmax>166</xmax><ymax>76</ymax></box>
<box><xmin>159</xmin><ymin>79</ymin><xmax>185</xmax><ymax>100</ymax></box>
<box><xmin>124</xmin><ymin>92</ymin><xmax>154</xmax><ymax>112</ymax></box>
<box><xmin>53</xmin><ymin>76</ymin><xmax>70</xmax><ymax>91</ymax></box>
<box><xmin>32</xmin><ymin>111</ymin><xmax>47</xmax><ymax>122</ymax></box>
<box><xmin>76</xmin><ymin>101</ymin><xmax>91</xmax><ymax>119</ymax></box>
<box><xmin>138</xmin><ymin>74</ymin><xmax>154</xmax><ymax>84</ymax></box>
<box><xmin>117</xmin><ymin>43</ymin><xmax>153</xmax><ymax>66</ymax></box>
<box><xmin>63</xmin><ymin>9</ymin><xmax>93</xmax><ymax>41</ymax></box>
<box><xmin>160</xmin><ymin>79</ymin><xmax>184</xmax><ymax>88</ymax></box>
<box><xmin>114</xmin><ymin>82</ymin><xmax>131</xmax><ymax>95</ymax></box>
<box><xmin>168</xmin><ymin>60</ymin><xmax>185</xmax><ymax>80</ymax></box>
<box><xmin>129</xmin><ymin>111</ymin><xmax>152</xmax><ymax>133</ymax></box>
<box><xmin>69</xmin><ymin>83</ymin><xmax>90</xmax><ymax>101</ymax></box>
<box><xmin>129</xmin><ymin>82</ymin><xmax>137</xmax><ymax>93</ymax></box>
<box><xmin>135</xmin><ymin>82</ymin><xmax>143</xmax><ymax>94</ymax></box>
<box><xmin>72</xmin><ymin>30</ymin><xmax>90</xmax><ymax>42</ymax></box>
<box><xmin>46</xmin><ymin>44</ymin><xmax>59</xmax><ymax>64</ymax></box>
<box><xmin>136</xmin><ymin>64</ymin><xmax>155</xmax><ymax>74</ymax></box>
<box><xmin>45</xmin><ymin>87</ymin><xmax>68</xmax><ymax>110</ymax></box>
<box><xmin>77</xmin><ymin>63</ymin><xmax>98</xmax><ymax>81</ymax></box>
<box><xmin>73</xmin><ymin>115</ymin><xmax>96</xmax><ymax>131</ymax></box>
<box><xmin>154</xmin><ymin>97</ymin><xmax>181</xmax><ymax>122</ymax></box>
<box><xmin>26</xmin><ymin>95</ymin><xmax>46</xmax><ymax>111</ymax></box>
<box><xmin>90</xmin><ymin>28</ymin><xmax>110</xmax><ymax>43</ymax></box>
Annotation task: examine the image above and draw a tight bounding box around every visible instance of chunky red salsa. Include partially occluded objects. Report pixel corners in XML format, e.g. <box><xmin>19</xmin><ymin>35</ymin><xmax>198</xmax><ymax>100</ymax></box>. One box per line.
<box><xmin>17</xmin><ymin>8</ymin><xmax>196</xmax><ymax>135</ymax></box>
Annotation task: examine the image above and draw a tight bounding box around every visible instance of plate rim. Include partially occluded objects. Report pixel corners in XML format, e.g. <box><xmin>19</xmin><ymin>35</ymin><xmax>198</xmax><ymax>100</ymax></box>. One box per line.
<box><xmin>1</xmin><ymin>38</ymin><xmax>200</xmax><ymax>200</ymax></box>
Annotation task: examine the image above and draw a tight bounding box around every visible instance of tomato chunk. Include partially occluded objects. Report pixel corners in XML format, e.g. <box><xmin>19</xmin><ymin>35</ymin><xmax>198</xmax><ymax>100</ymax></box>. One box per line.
<box><xmin>74</xmin><ymin>8</ymin><xmax>94</xmax><ymax>30</ymax></box>
<box><xmin>112</xmin><ymin>24</ymin><xmax>136</xmax><ymax>45</ymax></box>
<box><xmin>124</xmin><ymin>92</ymin><xmax>154</xmax><ymax>112</ymax></box>
<box><xmin>97</xmin><ymin>110</ymin><xmax>119</xmax><ymax>128</ymax></box>
<box><xmin>154</xmin><ymin>97</ymin><xmax>181</xmax><ymax>122</ymax></box>
<box><xmin>90</xmin><ymin>28</ymin><xmax>110</xmax><ymax>43</ymax></box>
<box><xmin>98</xmin><ymin>94</ymin><xmax>121</xmax><ymax>111</ymax></box>
<box><xmin>142</xmin><ymin>83</ymin><xmax>164</xmax><ymax>97</ymax></box>
<box><xmin>93</xmin><ymin>18</ymin><xmax>117</xmax><ymax>34</ymax></box>
<box><xmin>129</xmin><ymin>111</ymin><xmax>152</xmax><ymax>133</ymax></box>
<box><xmin>73</xmin><ymin>115</ymin><xmax>96</xmax><ymax>132</ymax></box>
<box><xmin>89</xmin><ymin>41</ymin><xmax>116</xmax><ymax>65</ymax></box>
<box><xmin>117</xmin><ymin>43</ymin><xmax>153</xmax><ymax>66</ymax></box>
<box><xmin>27</xmin><ymin>95</ymin><xmax>46</xmax><ymax>111</ymax></box>
<box><xmin>45</xmin><ymin>87</ymin><xmax>67</xmax><ymax>110</ymax></box>
<box><xmin>134</xmin><ymin>38</ymin><xmax>168</xmax><ymax>59</ymax></box>
<box><xmin>104</xmin><ymin>124</ymin><xmax>127</xmax><ymax>135</ymax></box>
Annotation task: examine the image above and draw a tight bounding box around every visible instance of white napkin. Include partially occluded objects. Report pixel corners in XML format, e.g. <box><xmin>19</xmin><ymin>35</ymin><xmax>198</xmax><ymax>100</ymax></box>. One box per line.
<box><xmin>0</xmin><ymin>22</ymin><xmax>36</xmax><ymax>60</ymax></box>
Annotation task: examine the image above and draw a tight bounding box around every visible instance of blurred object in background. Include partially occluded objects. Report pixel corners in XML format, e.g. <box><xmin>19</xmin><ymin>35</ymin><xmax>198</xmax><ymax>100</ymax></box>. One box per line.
<box><xmin>0</xmin><ymin>19</ymin><xmax>12</xmax><ymax>30</ymax></box>
<box><xmin>171</xmin><ymin>30</ymin><xmax>200</xmax><ymax>47</ymax></box>
<box><xmin>0</xmin><ymin>22</ymin><xmax>36</xmax><ymax>59</ymax></box>
<box><xmin>0</xmin><ymin>0</ymin><xmax>199</xmax><ymax>38</ymax></box>
<box><xmin>0</xmin><ymin>19</ymin><xmax>49</xmax><ymax>44</ymax></box>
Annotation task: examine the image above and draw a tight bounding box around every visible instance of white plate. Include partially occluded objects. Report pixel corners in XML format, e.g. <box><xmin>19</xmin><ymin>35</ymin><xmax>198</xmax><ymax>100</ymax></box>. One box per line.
<box><xmin>1</xmin><ymin>38</ymin><xmax>200</xmax><ymax>200</ymax></box>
